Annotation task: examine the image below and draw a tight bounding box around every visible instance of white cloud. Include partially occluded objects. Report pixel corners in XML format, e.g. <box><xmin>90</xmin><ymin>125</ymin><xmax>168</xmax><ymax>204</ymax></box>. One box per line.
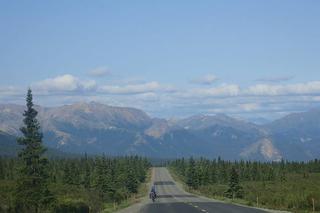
<box><xmin>245</xmin><ymin>81</ymin><xmax>320</xmax><ymax>96</ymax></box>
<box><xmin>181</xmin><ymin>81</ymin><xmax>320</xmax><ymax>98</ymax></box>
<box><xmin>99</xmin><ymin>81</ymin><xmax>175</xmax><ymax>94</ymax></box>
<box><xmin>186</xmin><ymin>84</ymin><xmax>240</xmax><ymax>98</ymax></box>
<box><xmin>88</xmin><ymin>67</ymin><xmax>111</xmax><ymax>77</ymax></box>
<box><xmin>0</xmin><ymin>86</ymin><xmax>21</xmax><ymax>96</ymax></box>
<box><xmin>239</xmin><ymin>103</ymin><xmax>260</xmax><ymax>112</ymax></box>
<box><xmin>256</xmin><ymin>76</ymin><xmax>294</xmax><ymax>82</ymax></box>
<box><xmin>81</xmin><ymin>80</ymin><xmax>97</xmax><ymax>90</ymax></box>
<box><xmin>32</xmin><ymin>74</ymin><xmax>96</xmax><ymax>93</ymax></box>
<box><xmin>2</xmin><ymin>74</ymin><xmax>320</xmax><ymax>120</ymax></box>
<box><xmin>191</xmin><ymin>74</ymin><xmax>218</xmax><ymax>85</ymax></box>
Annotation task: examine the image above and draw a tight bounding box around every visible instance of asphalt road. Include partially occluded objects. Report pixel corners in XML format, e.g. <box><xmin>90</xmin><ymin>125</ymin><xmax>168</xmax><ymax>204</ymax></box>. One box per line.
<box><xmin>118</xmin><ymin>167</ymin><xmax>270</xmax><ymax>213</ymax></box>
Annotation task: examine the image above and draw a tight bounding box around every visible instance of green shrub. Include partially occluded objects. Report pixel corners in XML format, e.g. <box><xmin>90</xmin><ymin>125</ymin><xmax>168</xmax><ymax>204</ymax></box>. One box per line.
<box><xmin>54</xmin><ymin>200</ymin><xmax>89</xmax><ymax>213</ymax></box>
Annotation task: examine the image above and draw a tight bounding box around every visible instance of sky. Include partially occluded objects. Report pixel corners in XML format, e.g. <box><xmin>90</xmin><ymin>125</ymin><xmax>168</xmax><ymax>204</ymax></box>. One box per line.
<box><xmin>0</xmin><ymin>0</ymin><xmax>320</xmax><ymax>121</ymax></box>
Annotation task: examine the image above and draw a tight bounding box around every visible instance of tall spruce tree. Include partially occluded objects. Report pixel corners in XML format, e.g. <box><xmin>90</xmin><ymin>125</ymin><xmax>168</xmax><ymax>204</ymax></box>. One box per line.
<box><xmin>15</xmin><ymin>89</ymin><xmax>54</xmax><ymax>212</ymax></box>
<box><xmin>224</xmin><ymin>167</ymin><xmax>243</xmax><ymax>199</ymax></box>
<box><xmin>83</xmin><ymin>161</ymin><xmax>91</xmax><ymax>189</ymax></box>
<box><xmin>186</xmin><ymin>157</ymin><xmax>198</xmax><ymax>189</ymax></box>
<box><xmin>126</xmin><ymin>167</ymin><xmax>138</xmax><ymax>194</ymax></box>
<box><xmin>0</xmin><ymin>157</ymin><xmax>4</xmax><ymax>180</ymax></box>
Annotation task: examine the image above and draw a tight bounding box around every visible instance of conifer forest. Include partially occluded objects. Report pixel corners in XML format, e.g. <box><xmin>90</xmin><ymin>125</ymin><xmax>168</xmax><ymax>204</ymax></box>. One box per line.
<box><xmin>170</xmin><ymin>157</ymin><xmax>320</xmax><ymax>212</ymax></box>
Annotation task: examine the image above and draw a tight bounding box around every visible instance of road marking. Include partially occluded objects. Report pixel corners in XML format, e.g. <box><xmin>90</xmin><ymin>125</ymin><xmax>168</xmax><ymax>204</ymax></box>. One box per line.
<box><xmin>187</xmin><ymin>203</ymin><xmax>209</xmax><ymax>213</ymax></box>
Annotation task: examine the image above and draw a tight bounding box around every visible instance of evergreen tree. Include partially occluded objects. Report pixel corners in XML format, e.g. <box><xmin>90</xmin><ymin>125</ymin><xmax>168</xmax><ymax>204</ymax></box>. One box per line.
<box><xmin>70</xmin><ymin>161</ymin><xmax>80</xmax><ymax>185</ymax></box>
<box><xmin>83</xmin><ymin>161</ymin><xmax>91</xmax><ymax>188</ymax></box>
<box><xmin>0</xmin><ymin>157</ymin><xmax>4</xmax><ymax>179</ymax></box>
<box><xmin>219</xmin><ymin>163</ymin><xmax>228</xmax><ymax>184</ymax></box>
<box><xmin>186</xmin><ymin>157</ymin><xmax>198</xmax><ymax>189</ymax></box>
<box><xmin>125</xmin><ymin>167</ymin><xmax>138</xmax><ymax>193</ymax></box>
<box><xmin>267</xmin><ymin>167</ymin><xmax>275</xmax><ymax>181</ymax></box>
<box><xmin>94</xmin><ymin>157</ymin><xmax>105</xmax><ymax>198</ymax></box>
<box><xmin>15</xmin><ymin>89</ymin><xmax>54</xmax><ymax>212</ymax></box>
<box><xmin>279</xmin><ymin>159</ymin><xmax>287</xmax><ymax>182</ymax></box>
<box><xmin>209</xmin><ymin>165</ymin><xmax>217</xmax><ymax>184</ymax></box>
<box><xmin>62</xmin><ymin>162</ymin><xmax>73</xmax><ymax>184</ymax></box>
<box><xmin>224</xmin><ymin>167</ymin><xmax>243</xmax><ymax>199</ymax></box>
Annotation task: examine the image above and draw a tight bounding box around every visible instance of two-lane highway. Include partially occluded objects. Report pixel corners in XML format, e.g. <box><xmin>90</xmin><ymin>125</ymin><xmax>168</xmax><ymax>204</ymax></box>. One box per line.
<box><xmin>140</xmin><ymin>167</ymin><xmax>266</xmax><ymax>213</ymax></box>
<box><xmin>118</xmin><ymin>167</ymin><xmax>270</xmax><ymax>213</ymax></box>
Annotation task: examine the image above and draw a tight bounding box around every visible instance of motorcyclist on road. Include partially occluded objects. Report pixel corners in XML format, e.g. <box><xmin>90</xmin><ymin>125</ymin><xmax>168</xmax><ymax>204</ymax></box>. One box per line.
<box><xmin>149</xmin><ymin>184</ymin><xmax>157</xmax><ymax>201</ymax></box>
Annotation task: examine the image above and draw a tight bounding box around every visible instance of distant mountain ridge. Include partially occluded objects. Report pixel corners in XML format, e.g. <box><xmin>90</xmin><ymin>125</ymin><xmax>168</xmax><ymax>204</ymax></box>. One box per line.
<box><xmin>0</xmin><ymin>102</ymin><xmax>319</xmax><ymax>161</ymax></box>
<box><xmin>0</xmin><ymin>130</ymin><xmax>19</xmax><ymax>156</ymax></box>
<box><xmin>0</xmin><ymin>130</ymin><xmax>73</xmax><ymax>158</ymax></box>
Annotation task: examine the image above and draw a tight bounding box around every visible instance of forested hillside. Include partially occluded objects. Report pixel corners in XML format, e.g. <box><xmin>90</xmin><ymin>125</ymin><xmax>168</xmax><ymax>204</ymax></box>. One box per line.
<box><xmin>0</xmin><ymin>155</ymin><xmax>150</xmax><ymax>212</ymax></box>
<box><xmin>170</xmin><ymin>157</ymin><xmax>320</xmax><ymax>212</ymax></box>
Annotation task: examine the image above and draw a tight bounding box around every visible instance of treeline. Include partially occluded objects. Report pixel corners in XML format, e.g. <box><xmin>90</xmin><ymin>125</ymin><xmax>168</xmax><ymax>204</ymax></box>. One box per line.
<box><xmin>0</xmin><ymin>155</ymin><xmax>150</xmax><ymax>212</ymax></box>
<box><xmin>170</xmin><ymin>157</ymin><xmax>320</xmax><ymax>187</ymax></box>
<box><xmin>170</xmin><ymin>157</ymin><xmax>320</xmax><ymax>211</ymax></box>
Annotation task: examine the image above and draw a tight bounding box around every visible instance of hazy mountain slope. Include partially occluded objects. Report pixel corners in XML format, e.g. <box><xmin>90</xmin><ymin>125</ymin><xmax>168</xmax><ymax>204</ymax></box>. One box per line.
<box><xmin>0</xmin><ymin>104</ymin><xmax>25</xmax><ymax>135</ymax></box>
<box><xmin>240</xmin><ymin>138</ymin><xmax>282</xmax><ymax>161</ymax></box>
<box><xmin>264</xmin><ymin>109</ymin><xmax>320</xmax><ymax>160</ymax></box>
<box><xmin>0</xmin><ymin>131</ymin><xmax>68</xmax><ymax>157</ymax></box>
<box><xmin>144</xmin><ymin>118</ymin><xmax>170</xmax><ymax>138</ymax></box>
<box><xmin>156</xmin><ymin>125</ymin><xmax>262</xmax><ymax>160</ymax></box>
<box><xmin>0</xmin><ymin>102</ymin><xmax>319</xmax><ymax>160</ymax></box>
<box><xmin>174</xmin><ymin>114</ymin><xmax>259</xmax><ymax>132</ymax></box>
<box><xmin>265</xmin><ymin>108</ymin><xmax>320</xmax><ymax>134</ymax></box>
<box><xmin>0</xmin><ymin>102</ymin><xmax>155</xmax><ymax>156</ymax></box>
<box><xmin>0</xmin><ymin>130</ymin><xmax>19</xmax><ymax>156</ymax></box>
<box><xmin>38</xmin><ymin>102</ymin><xmax>153</xmax><ymax>152</ymax></box>
<box><xmin>41</xmin><ymin>102</ymin><xmax>152</xmax><ymax>131</ymax></box>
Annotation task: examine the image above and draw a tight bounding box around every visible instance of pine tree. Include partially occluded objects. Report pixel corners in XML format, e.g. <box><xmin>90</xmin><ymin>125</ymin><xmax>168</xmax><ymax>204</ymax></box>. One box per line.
<box><xmin>15</xmin><ymin>89</ymin><xmax>54</xmax><ymax>212</ymax></box>
<box><xmin>0</xmin><ymin>157</ymin><xmax>4</xmax><ymax>180</ymax></box>
<box><xmin>186</xmin><ymin>157</ymin><xmax>198</xmax><ymax>189</ymax></box>
<box><xmin>224</xmin><ymin>167</ymin><xmax>243</xmax><ymax>199</ymax></box>
<box><xmin>126</xmin><ymin>167</ymin><xmax>138</xmax><ymax>193</ymax></box>
<box><xmin>93</xmin><ymin>157</ymin><xmax>105</xmax><ymax>197</ymax></box>
<box><xmin>62</xmin><ymin>162</ymin><xmax>73</xmax><ymax>184</ymax></box>
<box><xmin>70</xmin><ymin>161</ymin><xmax>80</xmax><ymax>185</ymax></box>
<box><xmin>83</xmin><ymin>160</ymin><xmax>91</xmax><ymax>188</ymax></box>
<box><xmin>209</xmin><ymin>164</ymin><xmax>217</xmax><ymax>184</ymax></box>
<box><xmin>265</xmin><ymin>167</ymin><xmax>272</xmax><ymax>181</ymax></box>
<box><xmin>279</xmin><ymin>159</ymin><xmax>287</xmax><ymax>182</ymax></box>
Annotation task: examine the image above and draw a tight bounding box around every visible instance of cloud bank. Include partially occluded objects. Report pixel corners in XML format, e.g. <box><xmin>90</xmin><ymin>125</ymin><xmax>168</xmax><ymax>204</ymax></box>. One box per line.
<box><xmin>32</xmin><ymin>74</ymin><xmax>96</xmax><ymax>93</ymax></box>
<box><xmin>256</xmin><ymin>76</ymin><xmax>294</xmax><ymax>83</ymax></box>
<box><xmin>99</xmin><ymin>81</ymin><xmax>174</xmax><ymax>95</ymax></box>
<box><xmin>1</xmin><ymin>73</ymin><xmax>320</xmax><ymax>119</ymax></box>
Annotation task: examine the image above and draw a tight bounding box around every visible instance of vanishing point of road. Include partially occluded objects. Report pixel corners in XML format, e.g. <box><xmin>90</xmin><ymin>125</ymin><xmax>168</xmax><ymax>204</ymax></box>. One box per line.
<box><xmin>117</xmin><ymin>167</ymin><xmax>282</xmax><ymax>213</ymax></box>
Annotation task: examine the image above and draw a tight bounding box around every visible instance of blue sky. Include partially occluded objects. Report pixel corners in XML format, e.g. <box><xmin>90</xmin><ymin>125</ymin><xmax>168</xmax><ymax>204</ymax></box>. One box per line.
<box><xmin>1</xmin><ymin>0</ymin><xmax>320</xmax><ymax>120</ymax></box>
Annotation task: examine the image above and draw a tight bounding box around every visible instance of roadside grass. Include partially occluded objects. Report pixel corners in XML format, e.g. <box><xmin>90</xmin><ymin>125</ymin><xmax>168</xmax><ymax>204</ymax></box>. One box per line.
<box><xmin>168</xmin><ymin>168</ymin><xmax>320</xmax><ymax>213</ymax></box>
<box><xmin>101</xmin><ymin>168</ymin><xmax>152</xmax><ymax>213</ymax></box>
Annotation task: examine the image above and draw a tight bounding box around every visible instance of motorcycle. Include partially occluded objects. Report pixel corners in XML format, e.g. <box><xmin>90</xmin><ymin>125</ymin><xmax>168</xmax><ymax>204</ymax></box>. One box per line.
<box><xmin>149</xmin><ymin>191</ymin><xmax>156</xmax><ymax>202</ymax></box>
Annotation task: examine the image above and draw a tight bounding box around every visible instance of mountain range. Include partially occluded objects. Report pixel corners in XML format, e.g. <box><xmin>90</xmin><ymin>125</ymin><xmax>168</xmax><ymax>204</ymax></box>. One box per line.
<box><xmin>0</xmin><ymin>102</ymin><xmax>319</xmax><ymax>161</ymax></box>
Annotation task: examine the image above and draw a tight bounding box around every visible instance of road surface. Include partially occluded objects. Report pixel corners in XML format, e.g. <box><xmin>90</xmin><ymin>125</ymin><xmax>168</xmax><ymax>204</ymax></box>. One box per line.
<box><xmin>117</xmin><ymin>167</ymin><xmax>273</xmax><ymax>213</ymax></box>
